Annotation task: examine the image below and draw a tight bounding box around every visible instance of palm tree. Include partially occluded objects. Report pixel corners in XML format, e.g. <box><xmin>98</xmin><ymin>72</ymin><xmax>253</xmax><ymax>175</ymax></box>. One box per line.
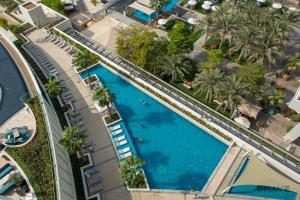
<box><xmin>93</xmin><ymin>87</ymin><xmax>116</xmax><ymax>117</ymax></box>
<box><xmin>120</xmin><ymin>156</ymin><xmax>145</xmax><ymax>187</ymax></box>
<box><xmin>193</xmin><ymin>69</ymin><xmax>223</xmax><ymax>103</ymax></box>
<box><xmin>219</xmin><ymin>75</ymin><xmax>248</xmax><ymax>112</ymax></box>
<box><xmin>203</xmin><ymin>15</ymin><xmax>214</xmax><ymax>46</ymax></box>
<box><xmin>59</xmin><ymin>127</ymin><xmax>86</xmax><ymax>159</ymax></box>
<box><xmin>72</xmin><ymin>51</ymin><xmax>98</xmax><ymax>86</ymax></box>
<box><xmin>160</xmin><ymin>54</ymin><xmax>191</xmax><ymax>83</ymax></box>
<box><xmin>267</xmin><ymin>89</ymin><xmax>285</xmax><ymax>108</ymax></box>
<box><xmin>44</xmin><ymin>78</ymin><xmax>63</xmax><ymax>97</ymax></box>
<box><xmin>210</xmin><ymin>3</ymin><xmax>238</xmax><ymax>49</ymax></box>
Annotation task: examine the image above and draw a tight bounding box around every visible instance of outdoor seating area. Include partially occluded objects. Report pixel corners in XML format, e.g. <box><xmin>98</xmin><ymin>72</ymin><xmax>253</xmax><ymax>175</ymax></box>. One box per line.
<box><xmin>45</xmin><ymin>33</ymin><xmax>77</xmax><ymax>55</ymax></box>
<box><xmin>1</xmin><ymin>126</ymin><xmax>31</xmax><ymax>146</ymax></box>
<box><xmin>22</xmin><ymin>42</ymin><xmax>58</xmax><ymax>78</ymax></box>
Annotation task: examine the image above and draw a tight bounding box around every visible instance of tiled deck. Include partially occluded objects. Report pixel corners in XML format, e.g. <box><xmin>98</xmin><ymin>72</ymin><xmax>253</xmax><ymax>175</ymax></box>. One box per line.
<box><xmin>26</xmin><ymin>29</ymin><xmax>131</xmax><ymax>200</ymax></box>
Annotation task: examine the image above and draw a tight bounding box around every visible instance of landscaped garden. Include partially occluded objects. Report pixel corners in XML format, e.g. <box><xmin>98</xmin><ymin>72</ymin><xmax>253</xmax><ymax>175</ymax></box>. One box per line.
<box><xmin>41</xmin><ymin>0</ymin><xmax>65</xmax><ymax>14</ymax></box>
<box><xmin>6</xmin><ymin>97</ymin><xmax>55</xmax><ymax>200</ymax></box>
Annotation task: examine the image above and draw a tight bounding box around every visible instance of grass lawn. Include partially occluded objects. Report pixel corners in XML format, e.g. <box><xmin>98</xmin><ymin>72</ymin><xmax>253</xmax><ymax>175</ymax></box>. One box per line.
<box><xmin>6</xmin><ymin>97</ymin><xmax>55</xmax><ymax>200</ymax></box>
<box><xmin>173</xmin><ymin>82</ymin><xmax>232</xmax><ymax>117</ymax></box>
<box><xmin>41</xmin><ymin>0</ymin><xmax>65</xmax><ymax>15</ymax></box>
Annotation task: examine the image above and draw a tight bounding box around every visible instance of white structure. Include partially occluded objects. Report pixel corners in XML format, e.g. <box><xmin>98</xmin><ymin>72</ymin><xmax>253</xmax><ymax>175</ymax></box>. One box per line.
<box><xmin>285</xmin><ymin>87</ymin><xmax>300</xmax><ymax>142</ymax></box>
<box><xmin>19</xmin><ymin>2</ymin><xmax>48</xmax><ymax>28</ymax></box>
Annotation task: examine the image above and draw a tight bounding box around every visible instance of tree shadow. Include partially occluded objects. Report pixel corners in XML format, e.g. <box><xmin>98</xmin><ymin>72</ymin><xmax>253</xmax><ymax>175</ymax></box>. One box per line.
<box><xmin>143</xmin><ymin>110</ymin><xmax>176</xmax><ymax>126</ymax></box>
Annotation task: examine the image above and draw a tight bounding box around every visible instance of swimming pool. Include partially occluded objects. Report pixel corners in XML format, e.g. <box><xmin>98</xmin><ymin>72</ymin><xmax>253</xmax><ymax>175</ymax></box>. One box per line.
<box><xmin>81</xmin><ymin>64</ymin><xmax>228</xmax><ymax>191</ymax></box>
<box><xmin>0</xmin><ymin>44</ymin><xmax>28</xmax><ymax>125</ymax></box>
<box><xmin>132</xmin><ymin>0</ymin><xmax>181</xmax><ymax>23</ymax></box>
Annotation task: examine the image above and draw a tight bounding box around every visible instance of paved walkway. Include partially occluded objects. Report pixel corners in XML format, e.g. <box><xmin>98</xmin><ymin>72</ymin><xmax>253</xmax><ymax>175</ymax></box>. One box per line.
<box><xmin>26</xmin><ymin>29</ymin><xmax>131</xmax><ymax>200</ymax></box>
<box><xmin>203</xmin><ymin>145</ymin><xmax>241</xmax><ymax>195</ymax></box>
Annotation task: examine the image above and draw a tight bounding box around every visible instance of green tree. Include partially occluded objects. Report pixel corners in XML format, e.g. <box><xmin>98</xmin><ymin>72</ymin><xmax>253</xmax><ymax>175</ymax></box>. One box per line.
<box><xmin>167</xmin><ymin>21</ymin><xmax>193</xmax><ymax>55</ymax></box>
<box><xmin>210</xmin><ymin>3</ymin><xmax>238</xmax><ymax>49</ymax></box>
<box><xmin>287</xmin><ymin>53</ymin><xmax>300</xmax><ymax>72</ymax></box>
<box><xmin>203</xmin><ymin>15</ymin><xmax>214</xmax><ymax>45</ymax></box>
<box><xmin>267</xmin><ymin>89</ymin><xmax>285</xmax><ymax>108</ymax></box>
<box><xmin>150</xmin><ymin>0</ymin><xmax>162</xmax><ymax>18</ymax></box>
<box><xmin>93</xmin><ymin>87</ymin><xmax>116</xmax><ymax>117</ymax></box>
<box><xmin>59</xmin><ymin>127</ymin><xmax>86</xmax><ymax>159</ymax></box>
<box><xmin>116</xmin><ymin>25</ymin><xmax>167</xmax><ymax>71</ymax></box>
<box><xmin>236</xmin><ymin>64</ymin><xmax>265</xmax><ymax>96</ymax></box>
<box><xmin>72</xmin><ymin>51</ymin><xmax>99</xmax><ymax>85</ymax></box>
<box><xmin>44</xmin><ymin>78</ymin><xmax>64</xmax><ymax>97</ymax></box>
<box><xmin>193</xmin><ymin>69</ymin><xmax>223</xmax><ymax>103</ymax></box>
<box><xmin>219</xmin><ymin>75</ymin><xmax>248</xmax><ymax>112</ymax></box>
<box><xmin>120</xmin><ymin>156</ymin><xmax>145</xmax><ymax>188</ymax></box>
<box><xmin>160</xmin><ymin>54</ymin><xmax>191</xmax><ymax>83</ymax></box>
<box><xmin>197</xmin><ymin>49</ymin><xmax>223</xmax><ymax>71</ymax></box>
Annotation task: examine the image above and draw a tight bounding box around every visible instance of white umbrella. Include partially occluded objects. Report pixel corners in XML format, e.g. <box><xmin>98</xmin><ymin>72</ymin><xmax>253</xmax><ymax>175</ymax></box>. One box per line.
<box><xmin>188</xmin><ymin>0</ymin><xmax>197</xmax><ymax>6</ymax></box>
<box><xmin>272</xmin><ymin>3</ymin><xmax>282</xmax><ymax>9</ymax></box>
<box><xmin>202</xmin><ymin>3</ymin><xmax>211</xmax><ymax>10</ymax></box>
<box><xmin>288</xmin><ymin>6</ymin><xmax>297</xmax><ymax>11</ymax></box>
<box><xmin>204</xmin><ymin>0</ymin><xmax>213</xmax><ymax>5</ymax></box>
<box><xmin>188</xmin><ymin>18</ymin><xmax>198</xmax><ymax>25</ymax></box>
<box><xmin>158</xmin><ymin>19</ymin><xmax>167</xmax><ymax>25</ymax></box>
<box><xmin>211</xmin><ymin>5</ymin><xmax>219</xmax><ymax>11</ymax></box>
<box><xmin>257</xmin><ymin>0</ymin><xmax>265</xmax><ymax>3</ymax></box>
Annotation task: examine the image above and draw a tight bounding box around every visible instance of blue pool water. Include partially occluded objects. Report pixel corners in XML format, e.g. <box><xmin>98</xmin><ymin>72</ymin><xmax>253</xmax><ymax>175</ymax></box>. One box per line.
<box><xmin>81</xmin><ymin>65</ymin><xmax>228</xmax><ymax>190</ymax></box>
<box><xmin>132</xmin><ymin>0</ymin><xmax>180</xmax><ymax>23</ymax></box>
<box><xmin>229</xmin><ymin>185</ymin><xmax>297</xmax><ymax>200</ymax></box>
<box><xmin>0</xmin><ymin>44</ymin><xmax>28</xmax><ymax>125</ymax></box>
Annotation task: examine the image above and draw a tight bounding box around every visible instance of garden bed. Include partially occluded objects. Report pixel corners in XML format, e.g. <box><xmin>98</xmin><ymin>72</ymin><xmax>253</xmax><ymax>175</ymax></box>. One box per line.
<box><xmin>83</xmin><ymin>74</ymin><xmax>99</xmax><ymax>86</ymax></box>
<box><xmin>6</xmin><ymin>97</ymin><xmax>55</xmax><ymax>200</ymax></box>
<box><xmin>103</xmin><ymin>112</ymin><xmax>121</xmax><ymax>125</ymax></box>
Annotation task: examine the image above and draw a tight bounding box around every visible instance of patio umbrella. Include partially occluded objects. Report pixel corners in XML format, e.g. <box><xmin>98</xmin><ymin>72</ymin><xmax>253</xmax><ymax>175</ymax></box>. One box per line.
<box><xmin>272</xmin><ymin>3</ymin><xmax>282</xmax><ymax>9</ymax></box>
<box><xmin>204</xmin><ymin>0</ymin><xmax>213</xmax><ymax>6</ymax></box>
<box><xmin>234</xmin><ymin>116</ymin><xmax>251</xmax><ymax>128</ymax></box>
<box><xmin>257</xmin><ymin>0</ymin><xmax>266</xmax><ymax>3</ymax></box>
<box><xmin>288</xmin><ymin>6</ymin><xmax>297</xmax><ymax>11</ymax></box>
<box><xmin>202</xmin><ymin>3</ymin><xmax>211</xmax><ymax>10</ymax></box>
<box><xmin>188</xmin><ymin>0</ymin><xmax>197</xmax><ymax>6</ymax></box>
<box><xmin>188</xmin><ymin>18</ymin><xmax>198</xmax><ymax>25</ymax></box>
<box><xmin>211</xmin><ymin>5</ymin><xmax>219</xmax><ymax>11</ymax></box>
<box><xmin>158</xmin><ymin>19</ymin><xmax>167</xmax><ymax>25</ymax></box>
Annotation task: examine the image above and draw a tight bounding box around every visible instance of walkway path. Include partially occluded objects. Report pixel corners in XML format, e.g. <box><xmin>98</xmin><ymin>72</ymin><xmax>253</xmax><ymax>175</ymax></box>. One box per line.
<box><xmin>25</xmin><ymin>29</ymin><xmax>131</xmax><ymax>200</ymax></box>
<box><xmin>203</xmin><ymin>145</ymin><xmax>241</xmax><ymax>195</ymax></box>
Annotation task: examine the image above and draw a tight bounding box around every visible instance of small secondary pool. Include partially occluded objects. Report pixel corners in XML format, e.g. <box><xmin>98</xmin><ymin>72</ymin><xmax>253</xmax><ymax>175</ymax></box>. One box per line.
<box><xmin>0</xmin><ymin>43</ymin><xmax>28</xmax><ymax>125</ymax></box>
<box><xmin>229</xmin><ymin>185</ymin><xmax>297</xmax><ymax>200</ymax></box>
<box><xmin>132</xmin><ymin>0</ymin><xmax>180</xmax><ymax>23</ymax></box>
<box><xmin>81</xmin><ymin>65</ymin><xmax>228</xmax><ymax>191</ymax></box>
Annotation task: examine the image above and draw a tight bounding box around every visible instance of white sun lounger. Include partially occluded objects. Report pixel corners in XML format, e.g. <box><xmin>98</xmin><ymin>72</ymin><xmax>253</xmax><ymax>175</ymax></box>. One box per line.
<box><xmin>115</xmin><ymin>139</ymin><xmax>127</xmax><ymax>147</ymax></box>
<box><xmin>114</xmin><ymin>135</ymin><xmax>125</xmax><ymax>142</ymax></box>
<box><xmin>111</xmin><ymin>129</ymin><xmax>123</xmax><ymax>136</ymax></box>
<box><xmin>109</xmin><ymin>124</ymin><xmax>121</xmax><ymax>131</ymax></box>
<box><xmin>120</xmin><ymin>151</ymin><xmax>132</xmax><ymax>159</ymax></box>
<box><xmin>118</xmin><ymin>147</ymin><xmax>130</xmax><ymax>154</ymax></box>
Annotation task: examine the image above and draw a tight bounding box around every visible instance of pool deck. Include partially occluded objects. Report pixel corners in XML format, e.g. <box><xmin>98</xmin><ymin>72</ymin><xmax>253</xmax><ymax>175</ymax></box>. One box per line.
<box><xmin>26</xmin><ymin>29</ymin><xmax>131</xmax><ymax>200</ymax></box>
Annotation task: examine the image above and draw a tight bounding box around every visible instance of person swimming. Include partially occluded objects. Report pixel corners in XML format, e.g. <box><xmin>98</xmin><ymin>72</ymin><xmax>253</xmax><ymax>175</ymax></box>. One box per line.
<box><xmin>141</xmin><ymin>100</ymin><xmax>147</xmax><ymax>106</ymax></box>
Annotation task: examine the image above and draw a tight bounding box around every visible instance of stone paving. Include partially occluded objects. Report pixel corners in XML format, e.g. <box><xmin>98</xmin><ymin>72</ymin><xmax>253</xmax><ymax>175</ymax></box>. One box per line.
<box><xmin>26</xmin><ymin>29</ymin><xmax>131</xmax><ymax>200</ymax></box>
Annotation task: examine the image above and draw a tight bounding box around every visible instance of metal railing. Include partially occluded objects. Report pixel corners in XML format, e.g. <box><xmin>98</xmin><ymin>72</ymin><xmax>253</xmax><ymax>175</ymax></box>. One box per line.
<box><xmin>61</xmin><ymin>29</ymin><xmax>300</xmax><ymax>175</ymax></box>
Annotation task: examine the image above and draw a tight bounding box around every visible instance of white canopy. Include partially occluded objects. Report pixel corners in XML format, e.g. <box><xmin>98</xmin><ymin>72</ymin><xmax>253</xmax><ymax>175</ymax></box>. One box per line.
<box><xmin>188</xmin><ymin>18</ymin><xmax>198</xmax><ymax>25</ymax></box>
<box><xmin>272</xmin><ymin>3</ymin><xmax>282</xmax><ymax>9</ymax></box>
<box><xmin>234</xmin><ymin>116</ymin><xmax>251</xmax><ymax>128</ymax></box>
<box><xmin>289</xmin><ymin>6</ymin><xmax>297</xmax><ymax>11</ymax></box>
<box><xmin>202</xmin><ymin>3</ymin><xmax>211</xmax><ymax>10</ymax></box>
<box><xmin>257</xmin><ymin>0</ymin><xmax>266</xmax><ymax>3</ymax></box>
<box><xmin>237</xmin><ymin>102</ymin><xmax>262</xmax><ymax>119</ymax></box>
<box><xmin>128</xmin><ymin>2</ymin><xmax>156</xmax><ymax>15</ymax></box>
<box><xmin>204</xmin><ymin>0</ymin><xmax>213</xmax><ymax>5</ymax></box>
<box><xmin>188</xmin><ymin>0</ymin><xmax>197</xmax><ymax>6</ymax></box>
<box><xmin>158</xmin><ymin>18</ymin><xmax>167</xmax><ymax>25</ymax></box>
<box><xmin>211</xmin><ymin>5</ymin><xmax>219</xmax><ymax>11</ymax></box>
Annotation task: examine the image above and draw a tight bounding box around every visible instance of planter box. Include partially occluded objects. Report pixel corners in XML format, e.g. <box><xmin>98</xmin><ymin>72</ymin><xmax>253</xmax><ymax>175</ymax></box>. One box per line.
<box><xmin>102</xmin><ymin>112</ymin><xmax>122</xmax><ymax>126</ymax></box>
<box><xmin>83</xmin><ymin>74</ymin><xmax>99</xmax><ymax>86</ymax></box>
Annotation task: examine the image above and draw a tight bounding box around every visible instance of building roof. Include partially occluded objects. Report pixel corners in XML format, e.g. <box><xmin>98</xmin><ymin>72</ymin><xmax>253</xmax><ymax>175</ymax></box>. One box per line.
<box><xmin>128</xmin><ymin>2</ymin><xmax>156</xmax><ymax>15</ymax></box>
<box><xmin>287</xmin><ymin>86</ymin><xmax>300</xmax><ymax>113</ymax></box>
<box><xmin>136</xmin><ymin>0</ymin><xmax>151</xmax><ymax>7</ymax></box>
<box><xmin>284</xmin><ymin>123</ymin><xmax>300</xmax><ymax>142</ymax></box>
<box><xmin>71</xmin><ymin>13</ymin><xmax>91</xmax><ymax>26</ymax></box>
<box><xmin>237</xmin><ymin>101</ymin><xmax>262</xmax><ymax>119</ymax></box>
<box><xmin>22</xmin><ymin>2</ymin><xmax>37</xmax><ymax>10</ymax></box>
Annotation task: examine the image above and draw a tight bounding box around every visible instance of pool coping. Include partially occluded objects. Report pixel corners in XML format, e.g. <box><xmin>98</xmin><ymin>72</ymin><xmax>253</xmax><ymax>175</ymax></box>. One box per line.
<box><xmin>97</xmin><ymin>62</ymin><xmax>233</xmax><ymax>192</ymax></box>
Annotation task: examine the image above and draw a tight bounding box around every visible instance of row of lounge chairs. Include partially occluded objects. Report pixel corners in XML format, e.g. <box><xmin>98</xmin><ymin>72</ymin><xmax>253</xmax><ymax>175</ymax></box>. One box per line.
<box><xmin>83</xmin><ymin>162</ymin><xmax>103</xmax><ymax>195</ymax></box>
<box><xmin>109</xmin><ymin>124</ymin><xmax>132</xmax><ymax>160</ymax></box>
<box><xmin>0</xmin><ymin>163</ymin><xmax>15</xmax><ymax>195</ymax></box>
<box><xmin>24</xmin><ymin>42</ymin><xmax>58</xmax><ymax>77</ymax></box>
<box><xmin>68</xmin><ymin>110</ymin><xmax>87</xmax><ymax>134</ymax></box>
<box><xmin>46</xmin><ymin>33</ymin><xmax>77</xmax><ymax>55</ymax></box>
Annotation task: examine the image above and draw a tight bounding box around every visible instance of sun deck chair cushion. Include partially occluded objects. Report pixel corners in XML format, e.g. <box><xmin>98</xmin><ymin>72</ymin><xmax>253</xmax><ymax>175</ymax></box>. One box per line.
<box><xmin>120</xmin><ymin>151</ymin><xmax>132</xmax><ymax>159</ymax></box>
<box><xmin>115</xmin><ymin>139</ymin><xmax>128</xmax><ymax>147</ymax></box>
<box><xmin>109</xmin><ymin>124</ymin><xmax>121</xmax><ymax>131</ymax></box>
<box><xmin>114</xmin><ymin>135</ymin><xmax>125</xmax><ymax>142</ymax></box>
<box><xmin>111</xmin><ymin>129</ymin><xmax>123</xmax><ymax>136</ymax></box>
<box><xmin>118</xmin><ymin>147</ymin><xmax>130</xmax><ymax>154</ymax></box>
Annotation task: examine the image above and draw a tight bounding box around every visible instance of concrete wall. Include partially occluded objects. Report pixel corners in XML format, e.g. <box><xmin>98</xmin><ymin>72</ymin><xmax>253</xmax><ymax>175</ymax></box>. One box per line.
<box><xmin>19</xmin><ymin>5</ymin><xmax>48</xmax><ymax>27</ymax></box>
<box><xmin>40</xmin><ymin>95</ymin><xmax>77</xmax><ymax>200</ymax></box>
